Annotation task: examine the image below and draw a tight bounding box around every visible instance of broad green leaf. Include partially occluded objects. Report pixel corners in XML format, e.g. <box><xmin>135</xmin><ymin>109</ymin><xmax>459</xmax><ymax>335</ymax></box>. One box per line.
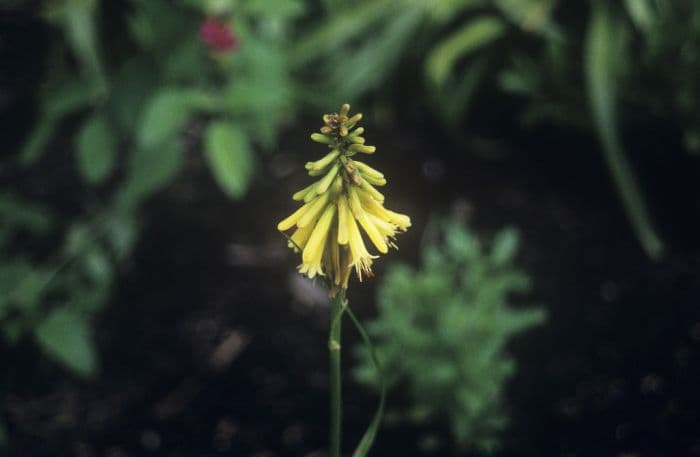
<box><xmin>204</xmin><ymin>122</ymin><xmax>254</xmax><ymax>199</ymax></box>
<box><xmin>119</xmin><ymin>140</ymin><xmax>184</xmax><ymax>207</ymax></box>
<box><xmin>137</xmin><ymin>89</ymin><xmax>193</xmax><ymax>149</ymax></box>
<box><xmin>426</xmin><ymin>16</ymin><xmax>505</xmax><ymax>86</ymax></box>
<box><xmin>35</xmin><ymin>308</ymin><xmax>98</xmax><ymax>378</ymax></box>
<box><xmin>585</xmin><ymin>2</ymin><xmax>664</xmax><ymax>260</ymax></box>
<box><xmin>76</xmin><ymin>114</ymin><xmax>117</xmax><ymax>185</ymax></box>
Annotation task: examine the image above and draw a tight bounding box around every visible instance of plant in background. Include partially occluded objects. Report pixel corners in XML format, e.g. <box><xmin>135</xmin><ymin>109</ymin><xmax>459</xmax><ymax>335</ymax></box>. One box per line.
<box><xmin>277</xmin><ymin>104</ymin><xmax>411</xmax><ymax>457</ymax></box>
<box><xmin>3</xmin><ymin>0</ymin><xmax>302</xmax><ymax>378</ymax></box>
<box><xmin>296</xmin><ymin>0</ymin><xmax>700</xmax><ymax>261</ymax></box>
<box><xmin>354</xmin><ymin>219</ymin><xmax>545</xmax><ymax>453</ymax></box>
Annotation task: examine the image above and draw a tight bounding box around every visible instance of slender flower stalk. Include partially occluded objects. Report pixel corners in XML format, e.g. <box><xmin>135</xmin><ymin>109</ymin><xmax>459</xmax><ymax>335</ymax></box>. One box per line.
<box><xmin>278</xmin><ymin>104</ymin><xmax>409</xmax><ymax>457</ymax></box>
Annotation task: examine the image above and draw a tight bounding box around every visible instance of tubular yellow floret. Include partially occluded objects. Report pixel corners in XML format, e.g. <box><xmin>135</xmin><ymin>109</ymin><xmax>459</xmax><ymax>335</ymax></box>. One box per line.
<box><xmin>293</xmin><ymin>182</ymin><xmax>317</xmax><ymax>201</ymax></box>
<box><xmin>297</xmin><ymin>192</ymin><xmax>329</xmax><ymax>228</ymax></box>
<box><xmin>316</xmin><ymin>163</ymin><xmax>341</xmax><ymax>195</ymax></box>
<box><xmin>278</xmin><ymin>200</ymin><xmax>312</xmax><ymax>231</ymax></box>
<box><xmin>289</xmin><ymin>223</ymin><xmax>315</xmax><ymax>252</ymax></box>
<box><xmin>359</xmin><ymin>179</ymin><xmax>384</xmax><ymax>202</ymax></box>
<box><xmin>310</xmin><ymin>133</ymin><xmax>335</xmax><ymax>145</ymax></box>
<box><xmin>349</xmin><ymin>144</ymin><xmax>376</xmax><ymax>154</ymax></box>
<box><xmin>352</xmin><ymin>160</ymin><xmax>384</xmax><ymax>179</ymax></box>
<box><xmin>301</xmin><ymin>204</ymin><xmax>336</xmax><ymax>277</ymax></box>
<box><xmin>337</xmin><ymin>194</ymin><xmax>350</xmax><ymax>245</ymax></box>
<box><xmin>360</xmin><ymin>173</ymin><xmax>387</xmax><ymax>187</ymax></box>
<box><xmin>306</xmin><ymin>150</ymin><xmax>340</xmax><ymax>171</ymax></box>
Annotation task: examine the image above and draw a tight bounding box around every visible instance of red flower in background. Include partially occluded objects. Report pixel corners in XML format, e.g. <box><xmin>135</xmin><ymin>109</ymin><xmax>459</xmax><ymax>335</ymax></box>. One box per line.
<box><xmin>199</xmin><ymin>17</ymin><xmax>238</xmax><ymax>53</ymax></box>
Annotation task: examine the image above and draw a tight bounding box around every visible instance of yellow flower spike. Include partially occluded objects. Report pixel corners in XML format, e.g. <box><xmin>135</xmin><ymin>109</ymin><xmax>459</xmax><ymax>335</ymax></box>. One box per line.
<box><xmin>297</xmin><ymin>192</ymin><xmax>330</xmax><ymax>228</ymax></box>
<box><xmin>278</xmin><ymin>103</ymin><xmax>410</xmax><ymax>289</ymax></box>
<box><xmin>300</xmin><ymin>204</ymin><xmax>336</xmax><ymax>278</ymax></box>
<box><xmin>315</xmin><ymin>163</ymin><xmax>341</xmax><ymax>195</ymax></box>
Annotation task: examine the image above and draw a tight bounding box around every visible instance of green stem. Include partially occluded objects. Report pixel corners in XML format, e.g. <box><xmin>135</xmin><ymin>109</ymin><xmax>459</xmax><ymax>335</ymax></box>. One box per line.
<box><xmin>329</xmin><ymin>291</ymin><xmax>346</xmax><ymax>457</ymax></box>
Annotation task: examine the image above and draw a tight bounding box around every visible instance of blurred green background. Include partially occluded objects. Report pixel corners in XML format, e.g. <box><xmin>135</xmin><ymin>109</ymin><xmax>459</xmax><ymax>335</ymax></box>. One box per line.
<box><xmin>1</xmin><ymin>0</ymin><xmax>700</xmax><ymax>455</ymax></box>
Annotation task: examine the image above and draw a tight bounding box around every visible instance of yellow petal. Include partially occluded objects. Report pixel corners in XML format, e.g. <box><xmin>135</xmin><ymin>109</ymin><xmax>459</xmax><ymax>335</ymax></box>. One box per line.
<box><xmin>352</xmin><ymin>160</ymin><xmax>384</xmax><ymax>180</ymax></box>
<box><xmin>278</xmin><ymin>200</ymin><xmax>312</xmax><ymax>231</ymax></box>
<box><xmin>297</xmin><ymin>192</ymin><xmax>329</xmax><ymax>228</ymax></box>
<box><xmin>354</xmin><ymin>210</ymin><xmax>388</xmax><ymax>254</ymax></box>
<box><xmin>293</xmin><ymin>182</ymin><xmax>317</xmax><ymax>201</ymax></box>
<box><xmin>316</xmin><ymin>163</ymin><xmax>340</xmax><ymax>194</ymax></box>
<box><xmin>359</xmin><ymin>178</ymin><xmax>384</xmax><ymax>202</ymax></box>
<box><xmin>305</xmin><ymin>150</ymin><xmax>339</xmax><ymax>171</ymax></box>
<box><xmin>337</xmin><ymin>194</ymin><xmax>350</xmax><ymax>245</ymax></box>
<box><xmin>367</xmin><ymin>213</ymin><xmax>397</xmax><ymax>238</ymax></box>
<box><xmin>289</xmin><ymin>223</ymin><xmax>314</xmax><ymax>252</ymax></box>
<box><xmin>301</xmin><ymin>204</ymin><xmax>336</xmax><ymax>278</ymax></box>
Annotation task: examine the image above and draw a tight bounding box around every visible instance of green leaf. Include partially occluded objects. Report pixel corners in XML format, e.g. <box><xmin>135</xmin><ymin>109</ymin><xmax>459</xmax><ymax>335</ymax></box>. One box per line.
<box><xmin>137</xmin><ymin>89</ymin><xmax>193</xmax><ymax>149</ymax></box>
<box><xmin>290</xmin><ymin>0</ymin><xmax>395</xmax><ymax>67</ymax></box>
<box><xmin>62</xmin><ymin>2</ymin><xmax>107</xmax><ymax>95</ymax></box>
<box><xmin>110</xmin><ymin>58</ymin><xmax>160</xmax><ymax>133</ymax></box>
<box><xmin>204</xmin><ymin>122</ymin><xmax>254</xmax><ymax>199</ymax></box>
<box><xmin>426</xmin><ymin>16</ymin><xmax>505</xmax><ymax>86</ymax></box>
<box><xmin>491</xmin><ymin>228</ymin><xmax>519</xmax><ymax>265</ymax></box>
<box><xmin>585</xmin><ymin>2</ymin><xmax>665</xmax><ymax>260</ymax></box>
<box><xmin>119</xmin><ymin>140</ymin><xmax>184</xmax><ymax>207</ymax></box>
<box><xmin>76</xmin><ymin>114</ymin><xmax>117</xmax><ymax>185</ymax></box>
<box><xmin>34</xmin><ymin>308</ymin><xmax>98</xmax><ymax>378</ymax></box>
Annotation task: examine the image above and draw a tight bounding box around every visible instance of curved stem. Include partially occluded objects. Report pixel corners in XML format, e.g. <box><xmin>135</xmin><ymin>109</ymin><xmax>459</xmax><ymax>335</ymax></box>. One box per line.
<box><xmin>329</xmin><ymin>290</ymin><xmax>346</xmax><ymax>457</ymax></box>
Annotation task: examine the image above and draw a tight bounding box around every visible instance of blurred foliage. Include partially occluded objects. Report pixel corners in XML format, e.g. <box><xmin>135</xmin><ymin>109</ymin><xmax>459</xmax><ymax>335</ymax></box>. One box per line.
<box><xmin>296</xmin><ymin>0</ymin><xmax>700</xmax><ymax>260</ymax></box>
<box><xmin>353</xmin><ymin>218</ymin><xmax>545</xmax><ymax>453</ymax></box>
<box><xmin>6</xmin><ymin>0</ymin><xmax>301</xmax><ymax>377</ymax></box>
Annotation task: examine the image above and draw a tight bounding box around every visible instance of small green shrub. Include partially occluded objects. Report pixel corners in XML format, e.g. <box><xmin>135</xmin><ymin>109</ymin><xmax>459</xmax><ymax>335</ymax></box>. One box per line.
<box><xmin>353</xmin><ymin>218</ymin><xmax>546</xmax><ymax>453</ymax></box>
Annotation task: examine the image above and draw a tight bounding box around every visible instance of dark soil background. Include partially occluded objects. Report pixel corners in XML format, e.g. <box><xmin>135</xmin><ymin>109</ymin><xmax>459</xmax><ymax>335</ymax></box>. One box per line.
<box><xmin>4</xmin><ymin>122</ymin><xmax>700</xmax><ymax>457</ymax></box>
